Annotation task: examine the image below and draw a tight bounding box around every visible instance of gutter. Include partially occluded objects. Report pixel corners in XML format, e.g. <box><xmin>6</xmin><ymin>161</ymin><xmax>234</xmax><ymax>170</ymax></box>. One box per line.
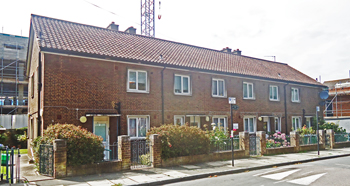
<box><xmin>284</xmin><ymin>83</ymin><xmax>289</xmax><ymax>133</ymax></box>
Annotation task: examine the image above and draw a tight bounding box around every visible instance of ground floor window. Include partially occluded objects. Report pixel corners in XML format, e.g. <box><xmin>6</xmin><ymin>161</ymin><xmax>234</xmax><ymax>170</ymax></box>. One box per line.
<box><xmin>292</xmin><ymin>116</ymin><xmax>302</xmax><ymax>130</ymax></box>
<box><xmin>244</xmin><ymin>116</ymin><xmax>256</xmax><ymax>133</ymax></box>
<box><xmin>212</xmin><ymin>116</ymin><xmax>227</xmax><ymax>131</ymax></box>
<box><xmin>188</xmin><ymin>116</ymin><xmax>201</xmax><ymax>128</ymax></box>
<box><xmin>275</xmin><ymin>117</ymin><xmax>281</xmax><ymax>132</ymax></box>
<box><xmin>128</xmin><ymin>116</ymin><xmax>150</xmax><ymax>138</ymax></box>
<box><xmin>174</xmin><ymin>115</ymin><xmax>185</xmax><ymax>126</ymax></box>
<box><xmin>306</xmin><ymin>117</ymin><xmax>312</xmax><ymax>128</ymax></box>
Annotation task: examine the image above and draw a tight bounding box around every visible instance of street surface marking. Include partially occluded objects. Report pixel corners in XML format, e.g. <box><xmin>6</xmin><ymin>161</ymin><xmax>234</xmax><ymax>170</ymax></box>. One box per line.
<box><xmin>261</xmin><ymin>169</ymin><xmax>300</xmax><ymax>180</ymax></box>
<box><xmin>253</xmin><ymin>168</ymin><xmax>284</xmax><ymax>177</ymax></box>
<box><xmin>287</xmin><ymin>173</ymin><xmax>326</xmax><ymax>185</ymax></box>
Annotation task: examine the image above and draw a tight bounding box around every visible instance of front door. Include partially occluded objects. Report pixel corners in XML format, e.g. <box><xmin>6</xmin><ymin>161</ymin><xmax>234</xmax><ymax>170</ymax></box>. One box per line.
<box><xmin>94</xmin><ymin>116</ymin><xmax>109</xmax><ymax>160</ymax></box>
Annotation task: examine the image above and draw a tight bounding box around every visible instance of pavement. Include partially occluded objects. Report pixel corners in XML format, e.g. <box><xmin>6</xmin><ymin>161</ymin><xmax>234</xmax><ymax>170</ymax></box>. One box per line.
<box><xmin>18</xmin><ymin>147</ymin><xmax>350</xmax><ymax>186</ymax></box>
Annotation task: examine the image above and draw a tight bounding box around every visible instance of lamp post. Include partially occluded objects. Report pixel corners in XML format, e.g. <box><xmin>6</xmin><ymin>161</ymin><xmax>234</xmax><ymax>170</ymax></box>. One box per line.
<box><xmin>316</xmin><ymin>106</ymin><xmax>320</xmax><ymax>156</ymax></box>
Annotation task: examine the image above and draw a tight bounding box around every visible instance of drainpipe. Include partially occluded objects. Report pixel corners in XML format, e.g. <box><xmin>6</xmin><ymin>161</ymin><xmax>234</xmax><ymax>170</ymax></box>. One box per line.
<box><xmin>284</xmin><ymin>83</ymin><xmax>289</xmax><ymax>134</ymax></box>
<box><xmin>37</xmin><ymin>52</ymin><xmax>42</xmax><ymax>136</ymax></box>
<box><xmin>161</xmin><ymin>67</ymin><xmax>166</xmax><ymax>124</ymax></box>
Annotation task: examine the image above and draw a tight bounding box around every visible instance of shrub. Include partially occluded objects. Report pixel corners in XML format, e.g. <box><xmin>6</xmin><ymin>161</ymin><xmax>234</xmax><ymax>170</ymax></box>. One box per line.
<box><xmin>296</xmin><ymin>125</ymin><xmax>315</xmax><ymax>136</ymax></box>
<box><xmin>146</xmin><ymin>124</ymin><xmax>210</xmax><ymax>159</ymax></box>
<box><xmin>266</xmin><ymin>132</ymin><xmax>290</xmax><ymax>148</ymax></box>
<box><xmin>317</xmin><ymin>121</ymin><xmax>346</xmax><ymax>134</ymax></box>
<box><xmin>32</xmin><ymin>124</ymin><xmax>104</xmax><ymax>166</ymax></box>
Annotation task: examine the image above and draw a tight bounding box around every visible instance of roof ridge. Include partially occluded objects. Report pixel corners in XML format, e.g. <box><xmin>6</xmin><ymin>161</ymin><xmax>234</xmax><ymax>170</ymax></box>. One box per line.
<box><xmin>31</xmin><ymin>14</ymin><xmax>287</xmax><ymax>66</ymax></box>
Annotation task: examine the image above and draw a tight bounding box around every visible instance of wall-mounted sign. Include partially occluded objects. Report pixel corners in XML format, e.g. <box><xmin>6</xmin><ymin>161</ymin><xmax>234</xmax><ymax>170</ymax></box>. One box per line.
<box><xmin>80</xmin><ymin>116</ymin><xmax>87</xmax><ymax>123</ymax></box>
<box><xmin>228</xmin><ymin>97</ymin><xmax>236</xmax><ymax>104</ymax></box>
<box><xmin>233</xmin><ymin>123</ymin><xmax>239</xmax><ymax>129</ymax></box>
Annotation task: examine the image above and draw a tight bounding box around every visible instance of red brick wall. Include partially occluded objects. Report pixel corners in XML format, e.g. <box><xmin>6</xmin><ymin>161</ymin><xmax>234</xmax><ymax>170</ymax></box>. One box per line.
<box><xmin>39</xmin><ymin>53</ymin><xmax>323</xmax><ymax>137</ymax></box>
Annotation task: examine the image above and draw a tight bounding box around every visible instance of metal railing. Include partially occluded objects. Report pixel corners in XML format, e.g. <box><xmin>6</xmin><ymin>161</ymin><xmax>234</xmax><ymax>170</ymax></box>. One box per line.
<box><xmin>299</xmin><ymin>134</ymin><xmax>318</xmax><ymax>145</ymax></box>
<box><xmin>103</xmin><ymin>142</ymin><xmax>119</xmax><ymax>161</ymax></box>
<box><xmin>210</xmin><ymin>136</ymin><xmax>239</xmax><ymax>152</ymax></box>
<box><xmin>335</xmin><ymin>133</ymin><xmax>350</xmax><ymax>143</ymax></box>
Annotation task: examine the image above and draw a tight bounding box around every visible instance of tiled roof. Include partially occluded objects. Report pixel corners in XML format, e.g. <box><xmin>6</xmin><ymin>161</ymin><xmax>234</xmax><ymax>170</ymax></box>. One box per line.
<box><xmin>30</xmin><ymin>14</ymin><xmax>322</xmax><ymax>86</ymax></box>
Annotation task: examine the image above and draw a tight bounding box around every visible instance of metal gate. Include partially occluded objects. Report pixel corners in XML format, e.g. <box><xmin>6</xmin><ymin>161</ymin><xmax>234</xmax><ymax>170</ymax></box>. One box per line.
<box><xmin>249</xmin><ymin>135</ymin><xmax>260</xmax><ymax>156</ymax></box>
<box><xmin>130</xmin><ymin>139</ymin><xmax>152</xmax><ymax>169</ymax></box>
<box><xmin>39</xmin><ymin>145</ymin><xmax>54</xmax><ymax>177</ymax></box>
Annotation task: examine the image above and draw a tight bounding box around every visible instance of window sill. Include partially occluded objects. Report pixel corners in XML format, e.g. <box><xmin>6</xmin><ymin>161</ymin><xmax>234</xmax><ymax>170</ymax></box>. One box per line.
<box><xmin>269</xmin><ymin>99</ymin><xmax>280</xmax><ymax>102</ymax></box>
<box><xmin>243</xmin><ymin>97</ymin><xmax>255</xmax><ymax>100</ymax></box>
<box><xmin>291</xmin><ymin>100</ymin><xmax>301</xmax><ymax>103</ymax></box>
<box><xmin>130</xmin><ymin>137</ymin><xmax>146</xmax><ymax>140</ymax></box>
<box><xmin>127</xmin><ymin>90</ymin><xmax>149</xmax><ymax>94</ymax></box>
<box><xmin>212</xmin><ymin>95</ymin><xmax>227</xmax><ymax>98</ymax></box>
<box><xmin>174</xmin><ymin>93</ymin><xmax>192</xmax><ymax>96</ymax></box>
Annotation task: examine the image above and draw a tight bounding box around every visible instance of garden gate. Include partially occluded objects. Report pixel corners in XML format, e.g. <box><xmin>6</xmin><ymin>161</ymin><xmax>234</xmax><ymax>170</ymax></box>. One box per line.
<box><xmin>39</xmin><ymin>145</ymin><xmax>54</xmax><ymax>177</ymax></box>
<box><xmin>249</xmin><ymin>135</ymin><xmax>260</xmax><ymax>156</ymax></box>
<box><xmin>130</xmin><ymin>139</ymin><xmax>152</xmax><ymax>169</ymax></box>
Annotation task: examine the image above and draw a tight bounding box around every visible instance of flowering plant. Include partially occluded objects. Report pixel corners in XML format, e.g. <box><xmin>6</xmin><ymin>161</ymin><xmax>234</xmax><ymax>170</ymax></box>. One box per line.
<box><xmin>266</xmin><ymin>132</ymin><xmax>290</xmax><ymax>148</ymax></box>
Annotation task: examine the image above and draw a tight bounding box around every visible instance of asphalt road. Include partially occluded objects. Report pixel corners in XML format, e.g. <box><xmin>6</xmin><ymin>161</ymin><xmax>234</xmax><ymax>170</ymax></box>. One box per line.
<box><xmin>165</xmin><ymin>156</ymin><xmax>350</xmax><ymax>186</ymax></box>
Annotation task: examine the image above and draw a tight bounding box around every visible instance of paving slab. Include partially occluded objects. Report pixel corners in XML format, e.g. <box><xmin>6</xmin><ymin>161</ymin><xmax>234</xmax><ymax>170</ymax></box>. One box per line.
<box><xmin>109</xmin><ymin>178</ymin><xmax>138</xmax><ymax>185</ymax></box>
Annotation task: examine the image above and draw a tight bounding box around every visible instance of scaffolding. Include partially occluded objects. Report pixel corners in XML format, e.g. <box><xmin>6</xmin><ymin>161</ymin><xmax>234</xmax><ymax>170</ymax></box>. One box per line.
<box><xmin>324</xmin><ymin>83</ymin><xmax>350</xmax><ymax>118</ymax></box>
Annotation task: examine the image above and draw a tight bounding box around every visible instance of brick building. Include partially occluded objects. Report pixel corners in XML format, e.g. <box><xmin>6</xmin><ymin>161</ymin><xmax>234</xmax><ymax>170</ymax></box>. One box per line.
<box><xmin>26</xmin><ymin>15</ymin><xmax>325</xmax><ymax>150</ymax></box>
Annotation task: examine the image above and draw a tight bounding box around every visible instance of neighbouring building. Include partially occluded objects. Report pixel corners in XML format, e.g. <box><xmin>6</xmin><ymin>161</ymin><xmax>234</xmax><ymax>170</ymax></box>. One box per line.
<box><xmin>0</xmin><ymin>33</ymin><xmax>29</xmax><ymax>129</ymax></box>
<box><xmin>26</xmin><ymin>15</ymin><xmax>325</xmax><ymax>154</ymax></box>
<box><xmin>324</xmin><ymin>78</ymin><xmax>350</xmax><ymax>131</ymax></box>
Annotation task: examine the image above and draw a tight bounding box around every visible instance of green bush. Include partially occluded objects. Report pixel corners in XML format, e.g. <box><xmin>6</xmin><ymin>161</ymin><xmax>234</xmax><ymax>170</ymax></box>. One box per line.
<box><xmin>32</xmin><ymin>124</ymin><xmax>104</xmax><ymax>166</ymax></box>
<box><xmin>313</xmin><ymin>119</ymin><xmax>346</xmax><ymax>134</ymax></box>
<box><xmin>147</xmin><ymin>124</ymin><xmax>210</xmax><ymax>159</ymax></box>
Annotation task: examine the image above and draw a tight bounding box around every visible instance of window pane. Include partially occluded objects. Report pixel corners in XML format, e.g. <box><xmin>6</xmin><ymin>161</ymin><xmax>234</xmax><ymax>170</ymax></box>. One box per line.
<box><xmin>248</xmin><ymin>84</ymin><xmax>253</xmax><ymax>98</ymax></box>
<box><xmin>212</xmin><ymin>80</ymin><xmax>217</xmax><ymax>95</ymax></box>
<box><xmin>175</xmin><ymin>117</ymin><xmax>182</xmax><ymax>126</ymax></box>
<box><xmin>244</xmin><ymin>119</ymin><xmax>248</xmax><ymax>132</ymax></box>
<box><xmin>138</xmin><ymin>72</ymin><xmax>146</xmax><ymax>91</ymax></box>
<box><xmin>183</xmin><ymin>77</ymin><xmax>189</xmax><ymax>93</ymax></box>
<box><xmin>95</xmin><ymin>124</ymin><xmax>106</xmax><ymax>142</ymax></box>
<box><xmin>243</xmin><ymin>83</ymin><xmax>248</xmax><ymax>98</ymax></box>
<box><xmin>174</xmin><ymin>76</ymin><xmax>181</xmax><ymax>93</ymax></box>
<box><xmin>218</xmin><ymin>80</ymin><xmax>224</xmax><ymax>96</ymax></box>
<box><xmin>273</xmin><ymin>87</ymin><xmax>278</xmax><ymax>100</ymax></box>
<box><xmin>129</xmin><ymin>71</ymin><xmax>136</xmax><ymax>89</ymax></box>
<box><xmin>138</xmin><ymin>118</ymin><xmax>147</xmax><ymax>137</ymax></box>
<box><xmin>219</xmin><ymin>118</ymin><xmax>225</xmax><ymax>128</ymax></box>
<box><xmin>214</xmin><ymin>118</ymin><xmax>218</xmax><ymax>126</ymax></box>
<box><xmin>129</xmin><ymin>119</ymin><xmax>136</xmax><ymax>137</ymax></box>
<box><xmin>269</xmin><ymin>86</ymin><xmax>273</xmax><ymax>99</ymax></box>
<box><xmin>249</xmin><ymin>118</ymin><xmax>254</xmax><ymax>132</ymax></box>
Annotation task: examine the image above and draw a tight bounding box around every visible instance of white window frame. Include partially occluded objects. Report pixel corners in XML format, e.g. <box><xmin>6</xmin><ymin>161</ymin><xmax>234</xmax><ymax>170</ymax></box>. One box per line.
<box><xmin>127</xmin><ymin>115</ymin><xmax>150</xmax><ymax>139</ymax></box>
<box><xmin>243</xmin><ymin>116</ymin><xmax>256</xmax><ymax>133</ymax></box>
<box><xmin>174</xmin><ymin>115</ymin><xmax>185</xmax><ymax>126</ymax></box>
<box><xmin>212</xmin><ymin>78</ymin><xmax>226</xmax><ymax>98</ymax></box>
<box><xmin>243</xmin><ymin>82</ymin><xmax>254</xmax><ymax>99</ymax></box>
<box><xmin>188</xmin><ymin>116</ymin><xmax>201</xmax><ymax>128</ymax></box>
<box><xmin>306</xmin><ymin>117</ymin><xmax>312</xmax><ymax>128</ymax></box>
<box><xmin>274</xmin><ymin>117</ymin><xmax>281</xmax><ymax>132</ymax></box>
<box><xmin>212</xmin><ymin>116</ymin><xmax>227</xmax><ymax>131</ymax></box>
<box><xmin>127</xmin><ymin>69</ymin><xmax>148</xmax><ymax>93</ymax></box>
<box><xmin>174</xmin><ymin>74</ymin><xmax>191</xmax><ymax>95</ymax></box>
<box><xmin>291</xmin><ymin>87</ymin><xmax>300</xmax><ymax>102</ymax></box>
<box><xmin>292</xmin><ymin>116</ymin><xmax>302</xmax><ymax>130</ymax></box>
<box><xmin>269</xmin><ymin>85</ymin><xmax>279</xmax><ymax>101</ymax></box>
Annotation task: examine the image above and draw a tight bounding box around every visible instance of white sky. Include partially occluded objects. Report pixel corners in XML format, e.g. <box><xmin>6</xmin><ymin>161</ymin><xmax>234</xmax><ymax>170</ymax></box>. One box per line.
<box><xmin>1</xmin><ymin>0</ymin><xmax>349</xmax><ymax>82</ymax></box>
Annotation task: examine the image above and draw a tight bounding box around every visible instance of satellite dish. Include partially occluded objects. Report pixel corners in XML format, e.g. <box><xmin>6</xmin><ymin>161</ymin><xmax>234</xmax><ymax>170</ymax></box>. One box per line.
<box><xmin>319</xmin><ymin>91</ymin><xmax>329</xmax><ymax>100</ymax></box>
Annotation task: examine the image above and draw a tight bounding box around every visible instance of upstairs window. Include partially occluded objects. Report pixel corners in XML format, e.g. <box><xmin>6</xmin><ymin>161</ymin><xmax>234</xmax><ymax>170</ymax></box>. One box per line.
<box><xmin>212</xmin><ymin>79</ymin><xmax>225</xmax><ymax>97</ymax></box>
<box><xmin>174</xmin><ymin>75</ymin><xmax>190</xmax><ymax>95</ymax></box>
<box><xmin>128</xmin><ymin>70</ymin><xmax>147</xmax><ymax>93</ymax></box>
<box><xmin>30</xmin><ymin>73</ymin><xmax>34</xmax><ymax>98</ymax></box>
<box><xmin>291</xmin><ymin>88</ymin><xmax>300</xmax><ymax>102</ymax></box>
<box><xmin>269</xmin><ymin>85</ymin><xmax>279</xmax><ymax>101</ymax></box>
<box><xmin>243</xmin><ymin>82</ymin><xmax>254</xmax><ymax>99</ymax></box>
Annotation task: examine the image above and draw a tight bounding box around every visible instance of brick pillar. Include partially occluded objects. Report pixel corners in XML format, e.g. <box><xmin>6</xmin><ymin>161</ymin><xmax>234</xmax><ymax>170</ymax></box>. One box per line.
<box><xmin>239</xmin><ymin>132</ymin><xmax>249</xmax><ymax>157</ymax></box>
<box><xmin>318</xmin><ymin>130</ymin><xmax>326</xmax><ymax>149</ymax></box>
<box><xmin>290</xmin><ymin>131</ymin><xmax>300</xmax><ymax>152</ymax></box>
<box><xmin>150</xmin><ymin>134</ymin><xmax>162</xmax><ymax>168</ymax></box>
<box><xmin>54</xmin><ymin>139</ymin><xmax>67</xmax><ymax>179</ymax></box>
<box><xmin>256</xmin><ymin>131</ymin><xmax>266</xmax><ymax>155</ymax></box>
<box><xmin>326</xmin><ymin>129</ymin><xmax>335</xmax><ymax>149</ymax></box>
<box><xmin>118</xmin><ymin>135</ymin><xmax>131</xmax><ymax>170</ymax></box>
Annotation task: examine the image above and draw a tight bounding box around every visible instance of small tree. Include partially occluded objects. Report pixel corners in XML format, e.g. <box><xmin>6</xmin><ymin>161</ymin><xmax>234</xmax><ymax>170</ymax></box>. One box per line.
<box><xmin>32</xmin><ymin>124</ymin><xmax>104</xmax><ymax>166</ymax></box>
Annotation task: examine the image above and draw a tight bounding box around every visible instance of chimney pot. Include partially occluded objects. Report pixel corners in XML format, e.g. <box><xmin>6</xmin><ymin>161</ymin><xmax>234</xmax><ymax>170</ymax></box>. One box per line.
<box><xmin>107</xmin><ymin>22</ymin><xmax>119</xmax><ymax>31</ymax></box>
<box><xmin>233</xmin><ymin>49</ymin><xmax>242</xmax><ymax>55</ymax></box>
<box><xmin>125</xmin><ymin>26</ymin><xmax>136</xmax><ymax>34</ymax></box>
<box><xmin>221</xmin><ymin>47</ymin><xmax>232</xmax><ymax>53</ymax></box>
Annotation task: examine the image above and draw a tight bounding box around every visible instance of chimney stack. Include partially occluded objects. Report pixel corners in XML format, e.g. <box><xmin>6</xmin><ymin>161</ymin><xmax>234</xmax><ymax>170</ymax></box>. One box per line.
<box><xmin>233</xmin><ymin>49</ymin><xmax>242</xmax><ymax>55</ymax></box>
<box><xmin>125</xmin><ymin>26</ymin><xmax>136</xmax><ymax>34</ymax></box>
<box><xmin>221</xmin><ymin>47</ymin><xmax>232</xmax><ymax>53</ymax></box>
<box><xmin>107</xmin><ymin>22</ymin><xmax>119</xmax><ymax>31</ymax></box>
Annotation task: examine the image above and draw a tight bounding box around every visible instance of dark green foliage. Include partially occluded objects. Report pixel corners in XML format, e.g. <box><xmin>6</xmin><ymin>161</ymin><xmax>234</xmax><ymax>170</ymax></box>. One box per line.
<box><xmin>147</xmin><ymin>124</ymin><xmax>210</xmax><ymax>159</ymax></box>
<box><xmin>32</xmin><ymin>124</ymin><xmax>104</xmax><ymax>166</ymax></box>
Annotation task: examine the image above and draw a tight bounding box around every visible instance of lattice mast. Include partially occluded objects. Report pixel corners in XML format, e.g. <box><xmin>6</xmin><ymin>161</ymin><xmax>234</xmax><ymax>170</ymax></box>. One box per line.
<box><xmin>141</xmin><ymin>0</ymin><xmax>155</xmax><ymax>37</ymax></box>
